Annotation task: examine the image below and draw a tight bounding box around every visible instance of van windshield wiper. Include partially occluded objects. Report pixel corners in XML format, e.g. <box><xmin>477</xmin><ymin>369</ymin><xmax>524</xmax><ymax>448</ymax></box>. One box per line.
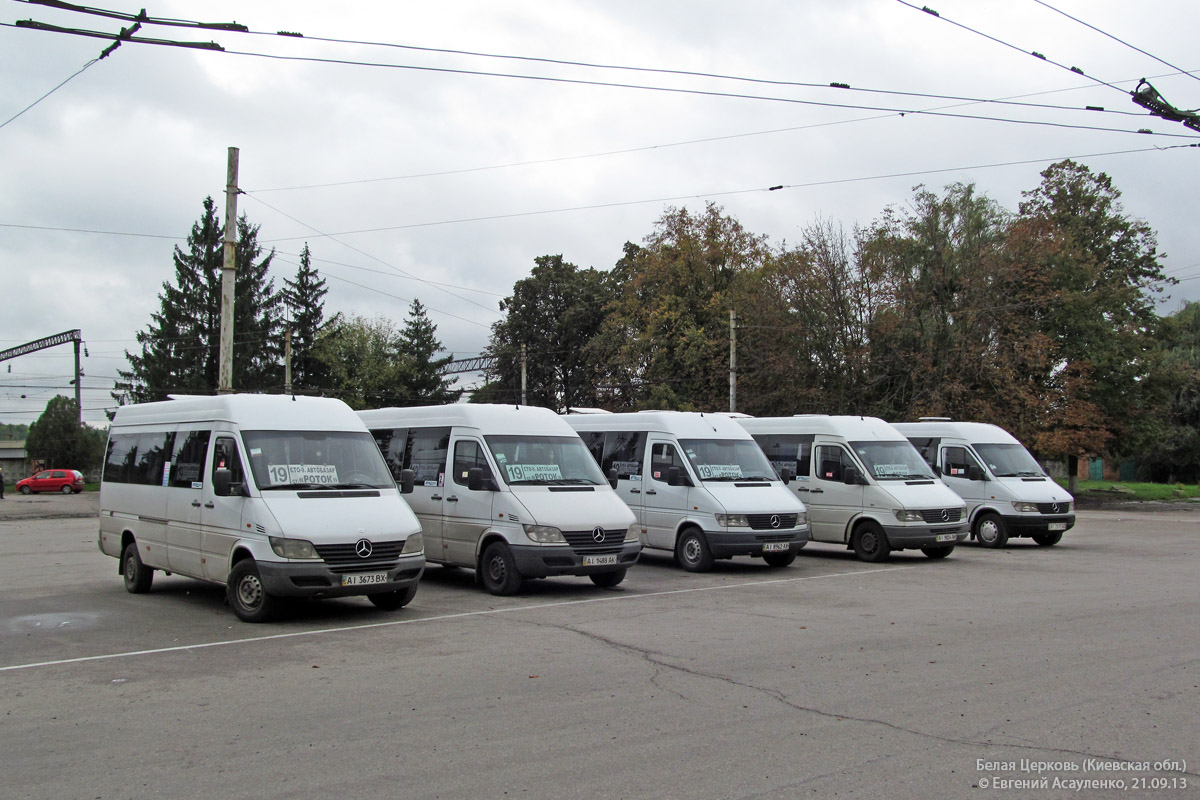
<box><xmin>264</xmin><ymin>482</ymin><xmax>324</xmax><ymax>490</ymax></box>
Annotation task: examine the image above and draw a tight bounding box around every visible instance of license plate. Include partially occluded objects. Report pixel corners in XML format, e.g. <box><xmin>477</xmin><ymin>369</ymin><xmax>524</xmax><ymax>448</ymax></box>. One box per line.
<box><xmin>1048</xmin><ymin>522</ymin><xmax>1067</xmax><ymax>531</ymax></box>
<box><xmin>342</xmin><ymin>572</ymin><xmax>388</xmax><ymax>586</ymax></box>
<box><xmin>584</xmin><ymin>554</ymin><xmax>617</xmax><ymax>566</ymax></box>
<box><xmin>936</xmin><ymin>533</ymin><xmax>959</xmax><ymax>542</ymax></box>
<box><xmin>762</xmin><ymin>542</ymin><xmax>789</xmax><ymax>552</ymax></box>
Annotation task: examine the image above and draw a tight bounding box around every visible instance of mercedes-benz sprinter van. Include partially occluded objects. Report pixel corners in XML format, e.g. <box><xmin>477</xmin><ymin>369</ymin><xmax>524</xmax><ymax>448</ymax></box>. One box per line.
<box><xmin>734</xmin><ymin>415</ymin><xmax>968</xmax><ymax>561</ymax></box>
<box><xmin>892</xmin><ymin>419</ymin><xmax>1075</xmax><ymax>548</ymax></box>
<box><xmin>359</xmin><ymin>404</ymin><xmax>640</xmax><ymax>595</ymax></box>
<box><xmin>99</xmin><ymin>395</ymin><xmax>425</xmax><ymax>622</ymax></box>
<box><xmin>564</xmin><ymin>411</ymin><xmax>809</xmax><ymax>571</ymax></box>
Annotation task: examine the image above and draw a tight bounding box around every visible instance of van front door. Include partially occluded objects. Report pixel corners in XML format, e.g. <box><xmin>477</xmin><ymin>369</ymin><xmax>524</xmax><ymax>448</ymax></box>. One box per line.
<box><xmin>939</xmin><ymin>445</ymin><xmax>987</xmax><ymax>512</ymax></box>
<box><xmin>643</xmin><ymin>439</ymin><xmax>692</xmax><ymax>551</ymax></box>
<box><xmin>808</xmin><ymin>444</ymin><xmax>865</xmax><ymax>543</ymax></box>
<box><xmin>443</xmin><ymin>438</ymin><xmax>495</xmax><ymax>566</ymax></box>
<box><xmin>199</xmin><ymin>435</ymin><xmax>246</xmax><ymax>581</ymax></box>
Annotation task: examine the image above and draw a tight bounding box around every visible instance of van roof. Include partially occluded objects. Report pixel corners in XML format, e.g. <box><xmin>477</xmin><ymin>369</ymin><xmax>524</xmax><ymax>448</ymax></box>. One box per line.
<box><xmin>891</xmin><ymin>420</ymin><xmax>1021</xmax><ymax>445</ymax></box>
<box><xmin>358</xmin><ymin>403</ymin><xmax>575</xmax><ymax>436</ymax></box>
<box><xmin>734</xmin><ymin>414</ymin><xmax>907</xmax><ymax>442</ymax></box>
<box><xmin>110</xmin><ymin>394</ymin><xmax>365</xmax><ymax>431</ymax></box>
<box><xmin>563</xmin><ymin>410</ymin><xmax>754</xmax><ymax>440</ymax></box>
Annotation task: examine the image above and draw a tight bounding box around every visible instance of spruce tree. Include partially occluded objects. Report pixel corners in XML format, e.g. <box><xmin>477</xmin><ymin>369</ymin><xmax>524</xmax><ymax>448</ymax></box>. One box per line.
<box><xmin>398</xmin><ymin>299</ymin><xmax>461</xmax><ymax>405</ymax></box>
<box><xmin>114</xmin><ymin>197</ymin><xmax>284</xmax><ymax>405</ymax></box>
<box><xmin>283</xmin><ymin>243</ymin><xmax>330</xmax><ymax>392</ymax></box>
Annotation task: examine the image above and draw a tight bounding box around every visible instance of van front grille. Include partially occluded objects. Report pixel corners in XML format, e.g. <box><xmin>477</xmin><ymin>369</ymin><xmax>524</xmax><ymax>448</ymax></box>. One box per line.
<box><xmin>313</xmin><ymin>540</ymin><xmax>405</xmax><ymax>573</ymax></box>
<box><xmin>747</xmin><ymin>513</ymin><xmax>799</xmax><ymax>530</ymax></box>
<box><xmin>919</xmin><ymin>508</ymin><xmax>963</xmax><ymax>524</ymax></box>
<box><xmin>562</xmin><ymin>529</ymin><xmax>625</xmax><ymax>554</ymax></box>
<box><xmin>1036</xmin><ymin>502</ymin><xmax>1070</xmax><ymax>514</ymax></box>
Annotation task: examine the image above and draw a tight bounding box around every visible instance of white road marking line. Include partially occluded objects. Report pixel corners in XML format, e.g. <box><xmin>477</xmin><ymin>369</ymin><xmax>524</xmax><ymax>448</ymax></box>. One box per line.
<box><xmin>0</xmin><ymin>565</ymin><xmax>910</xmax><ymax>673</ymax></box>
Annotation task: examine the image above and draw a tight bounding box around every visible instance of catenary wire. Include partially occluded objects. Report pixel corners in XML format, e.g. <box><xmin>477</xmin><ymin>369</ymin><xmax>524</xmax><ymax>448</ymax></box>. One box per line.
<box><xmin>0</xmin><ymin>56</ymin><xmax>99</xmax><ymax>130</ymax></box>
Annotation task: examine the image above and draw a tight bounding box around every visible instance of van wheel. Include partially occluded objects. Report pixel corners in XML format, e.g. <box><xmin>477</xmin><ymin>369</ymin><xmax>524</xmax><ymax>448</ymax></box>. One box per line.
<box><xmin>590</xmin><ymin>569</ymin><xmax>626</xmax><ymax>588</ymax></box>
<box><xmin>1032</xmin><ymin>531</ymin><xmax>1063</xmax><ymax>547</ymax></box>
<box><xmin>921</xmin><ymin>544</ymin><xmax>955</xmax><ymax>559</ymax></box>
<box><xmin>121</xmin><ymin>543</ymin><xmax>153</xmax><ymax>593</ymax></box>
<box><xmin>368</xmin><ymin>585</ymin><xmax>418</xmax><ymax>610</ymax></box>
<box><xmin>480</xmin><ymin>542</ymin><xmax>523</xmax><ymax>596</ymax></box>
<box><xmin>227</xmin><ymin>560</ymin><xmax>280</xmax><ymax>622</ymax></box>
<box><xmin>974</xmin><ymin>513</ymin><xmax>1009</xmax><ymax>548</ymax></box>
<box><xmin>852</xmin><ymin>522</ymin><xmax>891</xmax><ymax>562</ymax></box>
<box><xmin>763</xmin><ymin>551</ymin><xmax>796</xmax><ymax>567</ymax></box>
<box><xmin>675</xmin><ymin>528</ymin><xmax>714</xmax><ymax>572</ymax></box>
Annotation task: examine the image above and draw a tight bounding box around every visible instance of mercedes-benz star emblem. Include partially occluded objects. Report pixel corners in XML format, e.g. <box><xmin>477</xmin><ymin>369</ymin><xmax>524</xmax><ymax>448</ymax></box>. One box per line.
<box><xmin>940</xmin><ymin>509</ymin><xmax>950</xmax><ymax>522</ymax></box>
<box><xmin>355</xmin><ymin>538</ymin><xmax>373</xmax><ymax>558</ymax></box>
<box><xmin>592</xmin><ymin>527</ymin><xmax>606</xmax><ymax>543</ymax></box>
<box><xmin>1051</xmin><ymin>503</ymin><xmax>1060</xmax><ymax>513</ymax></box>
<box><xmin>770</xmin><ymin>515</ymin><xmax>781</xmax><ymax>528</ymax></box>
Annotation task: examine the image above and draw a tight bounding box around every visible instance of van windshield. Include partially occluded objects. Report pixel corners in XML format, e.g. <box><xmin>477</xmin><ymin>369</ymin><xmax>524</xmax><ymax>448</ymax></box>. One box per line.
<box><xmin>679</xmin><ymin>439</ymin><xmax>776</xmax><ymax>482</ymax></box>
<box><xmin>243</xmin><ymin>430</ymin><xmax>396</xmax><ymax>490</ymax></box>
<box><xmin>974</xmin><ymin>443</ymin><xmax>1045</xmax><ymax>477</ymax></box>
<box><xmin>484</xmin><ymin>435</ymin><xmax>609</xmax><ymax>486</ymax></box>
<box><xmin>850</xmin><ymin>441</ymin><xmax>936</xmax><ymax>481</ymax></box>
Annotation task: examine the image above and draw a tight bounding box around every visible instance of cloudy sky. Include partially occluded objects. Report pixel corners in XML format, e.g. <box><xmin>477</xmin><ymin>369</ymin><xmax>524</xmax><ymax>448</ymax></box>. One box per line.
<box><xmin>2</xmin><ymin>0</ymin><xmax>1198</xmax><ymax>427</ymax></box>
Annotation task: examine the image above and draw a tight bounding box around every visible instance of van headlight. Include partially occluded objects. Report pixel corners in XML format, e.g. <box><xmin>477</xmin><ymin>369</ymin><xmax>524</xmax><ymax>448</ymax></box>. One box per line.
<box><xmin>894</xmin><ymin>509</ymin><xmax>924</xmax><ymax>522</ymax></box>
<box><xmin>715</xmin><ymin>514</ymin><xmax>749</xmax><ymax>528</ymax></box>
<box><xmin>796</xmin><ymin>511</ymin><xmax>807</xmax><ymax>526</ymax></box>
<box><xmin>401</xmin><ymin>533</ymin><xmax>424</xmax><ymax>554</ymax></box>
<box><xmin>524</xmin><ymin>524</ymin><xmax>566</xmax><ymax>543</ymax></box>
<box><xmin>269</xmin><ymin>536</ymin><xmax>318</xmax><ymax>559</ymax></box>
<box><xmin>625</xmin><ymin>524</ymin><xmax>641</xmax><ymax>541</ymax></box>
<box><xmin>1012</xmin><ymin>501</ymin><xmax>1039</xmax><ymax>513</ymax></box>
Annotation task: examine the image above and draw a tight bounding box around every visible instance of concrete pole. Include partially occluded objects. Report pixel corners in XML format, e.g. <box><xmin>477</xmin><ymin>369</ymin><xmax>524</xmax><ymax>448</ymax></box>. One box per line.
<box><xmin>284</xmin><ymin>325</ymin><xmax>293</xmax><ymax>395</ymax></box>
<box><xmin>729</xmin><ymin>309</ymin><xmax>737</xmax><ymax>413</ymax></box>
<box><xmin>218</xmin><ymin>146</ymin><xmax>239</xmax><ymax>395</ymax></box>
<box><xmin>520</xmin><ymin>343</ymin><xmax>527</xmax><ymax>405</ymax></box>
<box><xmin>73</xmin><ymin>338</ymin><xmax>82</xmax><ymax>426</ymax></box>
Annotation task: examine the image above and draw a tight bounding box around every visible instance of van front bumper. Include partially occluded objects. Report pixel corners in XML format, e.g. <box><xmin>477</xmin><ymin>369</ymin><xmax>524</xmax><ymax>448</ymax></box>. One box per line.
<box><xmin>881</xmin><ymin>524</ymin><xmax>968</xmax><ymax>549</ymax></box>
<box><xmin>704</xmin><ymin>526</ymin><xmax>810</xmax><ymax>559</ymax></box>
<box><xmin>256</xmin><ymin>554</ymin><xmax>425</xmax><ymax>598</ymax></box>
<box><xmin>1001</xmin><ymin>514</ymin><xmax>1076</xmax><ymax>537</ymax></box>
<box><xmin>510</xmin><ymin>540</ymin><xmax>642</xmax><ymax>579</ymax></box>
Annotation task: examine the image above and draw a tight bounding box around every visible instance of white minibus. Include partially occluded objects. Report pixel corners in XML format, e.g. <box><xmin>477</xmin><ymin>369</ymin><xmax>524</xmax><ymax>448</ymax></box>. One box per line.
<box><xmin>359</xmin><ymin>404</ymin><xmax>640</xmax><ymax>595</ymax></box>
<box><xmin>734</xmin><ymin>415</ymin><xmax>968</xmax><ymax>561</ymax></box>
<box><xmin>98</xmin><ymin>394</ymin><xmax>425</xmax><ymax>622</ymax></box>
<box><xmin>892</xmin><ymin>419</ymin><xmax>1075</xmax><ymax>548</ymax></box>
<box><xmin>564</xmin><ymin>411</ymin><xmax>809</xmax><ymax>571</ymax></box>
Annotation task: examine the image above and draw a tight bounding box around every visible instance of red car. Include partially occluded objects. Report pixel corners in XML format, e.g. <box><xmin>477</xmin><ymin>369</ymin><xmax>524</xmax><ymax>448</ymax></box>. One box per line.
<box><xmin>17</xmin><ymin>469</ymin><xmax>85</xmax><ymax>494</ymax></box>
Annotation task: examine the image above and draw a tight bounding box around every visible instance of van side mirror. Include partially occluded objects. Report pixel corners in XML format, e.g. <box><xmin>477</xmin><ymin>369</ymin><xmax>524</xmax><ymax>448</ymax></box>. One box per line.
<box><xmin>843</xmin><ymin>466</ymin><xmax>865</xmax><ymax>486</ymax></box>
<box><xmin>607</xmin><ymin>467</ymin><xmax>618</xmax><ymax>489</ymax></box>
<box><xmin>214</xmin><ymin>468</ymin><xmax>232</xmax><ymax>497</ymax></box>
<box><xmin>967</xmin><ymin>465</ymin><xmax>986</xmax><ymax>482</ymax></box>
<box><xmin>399</xmin><ymin>468</ymin><xmax>415</xmax><ymax>494</ymax></box>
<box><xmin>667</xmin><ymin>466</ymin><xmax>686</xmax><ymax>487</ymax></box>
<box><xmin>781</xmin><ymin>468</ymin><xmax>794</xmax><ymax>485</ymax></box>
<box><xmin>468</xmin><ymin>467</ymin><xmax>495</xmax><ymax>491</ymax></box>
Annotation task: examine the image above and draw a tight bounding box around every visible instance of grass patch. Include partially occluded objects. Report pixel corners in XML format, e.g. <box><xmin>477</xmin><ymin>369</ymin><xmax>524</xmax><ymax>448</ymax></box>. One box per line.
<box><xmin>1055</xmin><ymin>479</ymin><xmax>1200</xmax><ymax>502</ymax></box>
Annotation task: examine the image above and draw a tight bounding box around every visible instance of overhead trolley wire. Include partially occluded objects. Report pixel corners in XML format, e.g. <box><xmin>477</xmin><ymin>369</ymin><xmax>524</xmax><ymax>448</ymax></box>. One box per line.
<box><xmin>1030</xmin><ymin>0</ymin><xmax>1200</xmax><ymax>85</ymax></box>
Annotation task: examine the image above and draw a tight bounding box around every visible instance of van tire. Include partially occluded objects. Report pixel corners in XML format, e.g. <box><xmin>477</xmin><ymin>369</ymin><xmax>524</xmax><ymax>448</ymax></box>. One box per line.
<box><xmin>480</xmin><ymin>542</ymin><xmax>523</xmax><ymax>596</ymax></box>
<box><xmin>974</xmin><ymin>513</ymin><xmax>1008</xmax><ymax>548</ymax></box>
<box><xmin>590</xmin><ymin>569</ymin><xmax>627</xmax><ymax>588</ymax></box>
<box><xmin>763</xmin><ymin>551</ymin><xmax>797</xmax><ymax>567</ymax></box>
<box><xmin>227</xmin><ymin>560</ymin><xmax>280</xmax><ymax>623</ymax></box>
<box><xmin>368</xmin><ymin>585</ymin><xmax>418</xmax><ymax>610</ymax></box>
<box><xmin>852</xmin><ymin>521</ymin><xmax>891</xmax><ymax>562</ymax></box>
<box><xmin>121</xmin><ymin>543</ymin><xmax>153</xmax><ymax>593</ymax></box>
<box><xmin>1032</xmin><ymin>531</ymin><xmax>1063</xmax><ymax>547</ymax></box>
<box><xmin>675</xmin><ymin>528</ymin><xmax>714</xmax><ymax>572</ymax></box>
<box><xmin>921</xmin><ymin>544</ymin><xmax>955</xmax><ymax>559</ymax></box>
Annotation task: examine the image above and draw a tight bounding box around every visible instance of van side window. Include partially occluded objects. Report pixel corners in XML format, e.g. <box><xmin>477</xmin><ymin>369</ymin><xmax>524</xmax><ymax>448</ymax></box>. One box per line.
<box><xmin>908</xmin><ymin>437</ymin><xmax>940</xmax><ymax>469</ymax></box>
<box><xmin>602</xmin><ymin>431</ymin><xmax>645</xmax><ymax>479</ymax></box>
<box><xmin>816</xmin><ymin>445</ymin><xmax>854</xmax><ymax>483</ymax></box>
<box><xmin>942</xmin><ymin>446</ymin><xmax>980</xmax><ymax>478</ymax></box>
<box><xmin>171</xmin><ymin>430</ymin><xmax>212</xmax><ymax>488</ymax></box>
<box><xmin>649</xmin><ymin>442</ymin><xmax>687</xmax><ymax>483</ymax></box>
<box><xmin>135</xmin><ymin>431</ymin><xmax>176</xmax><ymax>486</ymax></box>
<box><xmin>452</xmin><ymin>440</ymin><xmax>493</xmax><ymax>487</ymax></box>
<box><xmin>580</xmin><ymin>431</ymin><xmax>606</xmax><ymax>466</ymax></box>
<box><xmin>753</xmin><ymin>434</ymin><xmax>813</xmax><ymax>479</ymax></box>
<box><xmin>104</xmin><ymin>434</ymin><xmax>134</xmax><ymax>484</ymax></box>
<box><xmin>372</xmin><ymin>427</ymin><xmax>409</xmax><ymax>480</ymax></box>
<box><xmin>407</xmin><ymin>427</ymin><xmax>451</xmax><ymax>484</ymax></box>
<box><xmin>213</xmin><ymin>437</ymin><xmax>245</xmax><ymax>487</ymax></box>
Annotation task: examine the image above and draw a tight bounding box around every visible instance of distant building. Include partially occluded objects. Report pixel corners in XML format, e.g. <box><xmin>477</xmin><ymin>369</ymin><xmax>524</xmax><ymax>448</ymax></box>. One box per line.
<box><xmin>0</xmin><ymin>440</ymin><xmax>28</xmax><ymax>480</ymax></box>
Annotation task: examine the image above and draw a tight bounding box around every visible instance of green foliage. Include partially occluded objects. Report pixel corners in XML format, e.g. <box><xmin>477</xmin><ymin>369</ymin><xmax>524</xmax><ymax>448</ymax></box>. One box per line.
<box><xmin>485</xmin><ymin>254</ymin><xmax>611</xmax><ymax>409</ymax></box>
<box><xmin>0</xmin><ymin>423</ymin><xmax>29</xmax><ymax>441</ymax></box>
<box><xmin>397</xmin><ymin>299</ymin><xmax>462</xmax><ymax>405</ymax></box>
<box><xmin>114</xmin><ymin>197</ymin><xmax>284</xmax><ymax>405</ymax></box>
<box><xmin>283</xmin><ymin>243</ymin><xmax>331</xmax><ymax>392</ymax></box>
<box><xmin>25</xmin><ymin>396</ymin><xmax>105</xmax><ymax>472</ymax></box>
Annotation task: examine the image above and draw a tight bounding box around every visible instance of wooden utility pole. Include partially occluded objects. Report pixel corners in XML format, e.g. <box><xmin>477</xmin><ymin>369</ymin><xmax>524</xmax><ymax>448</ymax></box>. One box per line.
<box><xmin>284</xmin><ymin>325</ymin><xmax>293</xmax><ymax>395</ymax></box>
<box><xmin>217</xmin><ymin>146</ymin><xmax>239</xmax><ymax>395</ymax></box>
